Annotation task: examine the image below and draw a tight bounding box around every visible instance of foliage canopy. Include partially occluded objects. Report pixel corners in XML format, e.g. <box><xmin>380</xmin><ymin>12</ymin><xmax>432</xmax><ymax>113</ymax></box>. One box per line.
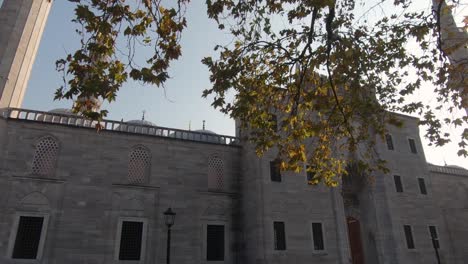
<box><xmin>56</xmin><ymin>0</ymin><xmax>467</xmax><ymax>186</ymax></box>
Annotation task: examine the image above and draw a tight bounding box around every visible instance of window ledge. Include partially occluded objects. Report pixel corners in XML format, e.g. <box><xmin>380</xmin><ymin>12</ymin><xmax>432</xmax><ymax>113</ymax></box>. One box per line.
<box><xmin>11</xmin><ymin>175</ymin><xmax>65</xmax><ymax>183</ymax></box>
<box><xmin>8</xmin><ymin>259</ymin><xmax>43</xmax><ymax>263</ymax></box>
<box><xmin>312</xmin><ymin>251</ymin><xmax>328</xmax><ymax>256</ymax></box>
<box><xmin>112</xmin><ymin>183</ymin><xmax>160</xmax><ymax>190</ymax></box>
<box><xmin>271</xmin><ymin>251</ymin><xmax>287</xmax><ymax>256</ymax></box>
<box><xmin>198</xmin><ymin>190</ymin><xmax>237</xmax><ymax>197</ymax></box>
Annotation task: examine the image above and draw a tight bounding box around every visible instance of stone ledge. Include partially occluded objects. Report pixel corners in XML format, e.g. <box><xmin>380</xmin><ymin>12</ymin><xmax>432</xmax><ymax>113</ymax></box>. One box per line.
<box><xmin>10</xmin><ymin>175</ymin><xmax>65</xmax><ymax>183</ymax></box>
<box><xmin>111</xmin><ymin>183</ymin><xmax>160</xmax><ymax>190</ymax></box>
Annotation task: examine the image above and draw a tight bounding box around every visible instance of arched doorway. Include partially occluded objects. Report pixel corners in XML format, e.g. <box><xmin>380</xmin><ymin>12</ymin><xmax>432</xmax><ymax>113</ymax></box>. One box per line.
<box><xmin>347</xmin><ymin>216</ymin><xmax>365</xmax><ymax>264</ymax></box>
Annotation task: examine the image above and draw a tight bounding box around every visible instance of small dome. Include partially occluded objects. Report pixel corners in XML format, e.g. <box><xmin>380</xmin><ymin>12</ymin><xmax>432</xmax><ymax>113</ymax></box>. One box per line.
<box><xmin>116</xmin><ymin>119</ymin><xmax>161</xmax><ymax>135</ymax></box>
<box><xmin>49</xmin><ymin>108</ymin><xmax>76</xmax><ymax>115</ymax></box>
<box><xmin>446</xmin><ymin>165</ymin><xmax>467</xmax><ymax>170</ymax></box>
<box><xmin>193</xmin><ymin>129</ymin><xmax>217</xmax><ymax>135</ymax></box>
<box><xmin>169</xmin><ymin>129</ymin><xmax>224</xmax><ymax>143</ymax></box>
<box><xmin>36</xmin><ymin>108</ymin><xmax>80</xmax><ymax>124</ymax></box>
<box><xmin>126</xmin><ymin>120</ymin><xmax>157</xmax><ymax>127</ymax></box>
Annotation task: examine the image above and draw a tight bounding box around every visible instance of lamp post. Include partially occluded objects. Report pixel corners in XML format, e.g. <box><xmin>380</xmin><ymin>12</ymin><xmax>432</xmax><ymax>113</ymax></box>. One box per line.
<box><xmin>431</xmin><ymin>237</ymin><xmax>441</xmax><ymax>264</ymax></box>
<box><xmin>164</xmin><ymin>208</ymin><xmax>176</xmax><ymax>264</ymax></box>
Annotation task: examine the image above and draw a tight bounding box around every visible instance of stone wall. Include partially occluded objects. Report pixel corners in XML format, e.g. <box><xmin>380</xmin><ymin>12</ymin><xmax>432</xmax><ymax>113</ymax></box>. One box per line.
<box><xmin>373</xmin><ymin>114</ymin><xmax>454</xmax><ymax>264</ymax></box>
<box><xmin>430</xmin><ymin>164</ymin><xmax>468</xmax><ymax>264</ymax></box>
<box><xmin>238</xmin><ymin>142</ymin><xmax>351</xmax><ymax>264</ymax></box>
<box><xmin>0</xmin><ymin>119</ymin><xmax>241</xmax><ymax>264</ymax></box>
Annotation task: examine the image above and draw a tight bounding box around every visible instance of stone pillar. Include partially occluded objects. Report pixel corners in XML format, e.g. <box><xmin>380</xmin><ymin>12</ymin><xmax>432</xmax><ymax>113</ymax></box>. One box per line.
<box><xmin>0</xmin><ymin>0</ymin><xmax>53</xmax><ymax>108</ymax></box>
<box><xmin>331</xmin><ymin>187</ymin><xmax>352</xmax><ymax>264</ymax></box>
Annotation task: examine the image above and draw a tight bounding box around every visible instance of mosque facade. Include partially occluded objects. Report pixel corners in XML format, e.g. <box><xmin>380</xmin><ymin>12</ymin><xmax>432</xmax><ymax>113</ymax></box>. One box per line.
<box><xmin>0</xmin><ymin>104</ymin><xmax>467</xmax><ymax>264</ymax></box>
<box><xmin>0</xmin><ymin>1</ymin><xmax>467</xmax><ymax>264</ymax></box>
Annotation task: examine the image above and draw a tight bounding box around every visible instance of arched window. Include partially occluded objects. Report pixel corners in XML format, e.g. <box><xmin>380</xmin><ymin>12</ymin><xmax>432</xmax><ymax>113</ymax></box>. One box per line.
<box><xmin>208</xmin><ymin>155</ymin><xmax>224</xmax><ymax>191</ymax></box>
<box><xmin>31</xmin><ymin>136</ymin><xmax>59</xmax><ymax>176</ymax></box>
<box><xmin>128</xmin><ymin>146</ymin><xmax>151</xmax><ymax>184</ymax></box>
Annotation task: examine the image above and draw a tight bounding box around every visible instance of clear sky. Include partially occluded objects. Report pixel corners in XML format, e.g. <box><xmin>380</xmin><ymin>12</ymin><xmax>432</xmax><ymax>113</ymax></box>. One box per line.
<box><xmin>23</xmin><ymin>0</ymin><xmax>234</xmax><ymax>133</ymax></box>
<box><xmin>20</xmin><ymin>0</ymin><xmax>467</xmax><ymax>168</ymax></box>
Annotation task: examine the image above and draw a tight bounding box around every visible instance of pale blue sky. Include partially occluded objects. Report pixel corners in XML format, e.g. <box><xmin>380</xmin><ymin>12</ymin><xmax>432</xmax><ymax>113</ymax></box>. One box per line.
<box><xmin>23</xmin><ymin>0</ymin><xmax>234</xmax><ymax>134</ymax></box>
<box><xmin>20</xmin><ymin>1</ymin><xmax>467</xmax><ymax>168</ymax></box>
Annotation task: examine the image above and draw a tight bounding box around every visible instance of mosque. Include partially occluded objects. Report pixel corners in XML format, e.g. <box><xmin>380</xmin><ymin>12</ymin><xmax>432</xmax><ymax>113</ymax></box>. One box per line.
<box><xmin>0</xmin><ymin>1</ymin><xmax>467</xmax><ymax>264</ymax></box>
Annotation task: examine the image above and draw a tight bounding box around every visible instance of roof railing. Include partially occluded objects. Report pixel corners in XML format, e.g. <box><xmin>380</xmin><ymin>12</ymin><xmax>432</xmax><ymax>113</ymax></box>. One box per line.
<box><xmin>1</xmin><ymin>108</ymin><xmax>239</xmax><ymax>146</ymax></box>
<box><xmin>428</xmin><ymin>164</ymin><xmax>468</xmax><ymax>177</ymax></box>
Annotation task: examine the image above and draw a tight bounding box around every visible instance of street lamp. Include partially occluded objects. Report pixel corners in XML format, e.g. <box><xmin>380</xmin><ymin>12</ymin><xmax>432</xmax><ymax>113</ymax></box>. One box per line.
<box><xmin>431</xmin><ymin>236</ymin><xmax>441</xmax><ymax>264</ymax></box>
<box><xmin>164</xmin><ymin>208</ymin><xmax>176</xmax><ymax>264</ymax></box>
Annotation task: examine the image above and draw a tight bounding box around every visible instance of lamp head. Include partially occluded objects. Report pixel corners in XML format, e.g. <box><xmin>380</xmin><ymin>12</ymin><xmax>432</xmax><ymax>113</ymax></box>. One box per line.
<box><xmin>164</xmin><ymin>207</ymin><xmax>176</xmax><ymax>227</ymax></box>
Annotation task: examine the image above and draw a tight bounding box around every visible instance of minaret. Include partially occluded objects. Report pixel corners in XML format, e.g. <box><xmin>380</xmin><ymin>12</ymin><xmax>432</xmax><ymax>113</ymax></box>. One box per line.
<box><xmin>0</xmin><ymin>0</ymin><xmax>53</xmax><ymax>108</ymax></box>
<box><xmin>433</xmin><ymin>0</ymin><xmax>468</xmax><ymax>114</ymax></box>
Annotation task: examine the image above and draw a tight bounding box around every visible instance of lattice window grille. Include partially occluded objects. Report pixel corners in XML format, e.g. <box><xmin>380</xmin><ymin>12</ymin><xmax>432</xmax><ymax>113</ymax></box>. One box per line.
<box><xmin>119</xmin><ymin>221</ymin><xmax>143</xmax><ymax>260</ymax></box>
<box><xmin>208</xmin><ymin>156</ymin><xmax>224</xmax><ymax>190</ymax></box>
<box><xmin>31</xmin><ymin>137</ymin><xmax>59</xmax><ymax>176</ymax></box>
<box><xmin>12</xmin><ymin>216</ymin><xmax>44</xmax><ymax>259</ymax></box>
<box><xmin>128</xmin><ymin>147</ymin><xmax>150</xmax><ymax>184</ymax></box>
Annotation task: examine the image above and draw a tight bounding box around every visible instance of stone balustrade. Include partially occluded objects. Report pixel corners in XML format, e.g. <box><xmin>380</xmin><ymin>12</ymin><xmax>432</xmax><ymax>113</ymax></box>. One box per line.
<box><xmin>1</xmin><ymin>108</ymin><xmax>239</xmax><ymax>146</ymax></box>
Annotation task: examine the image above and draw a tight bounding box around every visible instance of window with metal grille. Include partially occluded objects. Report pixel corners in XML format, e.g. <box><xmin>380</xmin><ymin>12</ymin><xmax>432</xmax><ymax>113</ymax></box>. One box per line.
<box><xmin>312</xmin><ymin>222</ymin><xmax>325</xmax><ymax>250</ymax></box>
<box><xmin>273</xmin><ymin>221</ymin><xmax>286</xmax><ymax>250</ymax></box>
<box><xmin>12</xmin><ymin>216</ymin><xmax>44</xmax><ymax>259</ymax></box>
<box><xmin>418</xmin><ymin>178</ymin><xmax>427</xmax><ymax>195</ymax></box>
<box><xmin>408</xmin><ymin>138</ymin><xmax>417</xmax><ymax>154</ymax></box>
<box><xmin>394</xmin><ymin>175</ymin><xmax>403</xmax><ymax>193</ymax></box>
<box><xmin>119</xmin><ymin>221</ymin><xmax>143</xmax><ymax>260</ymax></box>
<box><xmin>385</xmin><ymin>134</ymin><xmax>394</xmax><ymax>150</ymax></box>
<box><xmin>270</xmin><ymin>159</ymin><xmax>282</xmax><ymax>182</ymax></box>
<box><xmin>206</xmin><ymin>225</ymin><xmax>224</xmax><ymax>261</ymax></box>
<box><xmin>208</xmin><ymin>155</ymin><xmax>224</xmax><ymax>191</ymax></box>
<box><xmin>128</xmin><ymin>146</ymin><xmax>151</xmax><ymax>184</ymax></box>
<box><xmin>31</xmin><ymin>137</ymin><xmax>59</xmax><ymax>176</ymax></box>
<box><xmin>306</xmin><ymin>165</ymin><xmax>315</xmax><ymax>182</ymax></box>
<box><xmin>404</xmin><ymin>225</ymin><xmax>415</xmax><ymax>249</ymax></box>
<box><xmin>429</xmin><ymin>226</ymin><xmax>439</xmax><ymax>249</ymax></box>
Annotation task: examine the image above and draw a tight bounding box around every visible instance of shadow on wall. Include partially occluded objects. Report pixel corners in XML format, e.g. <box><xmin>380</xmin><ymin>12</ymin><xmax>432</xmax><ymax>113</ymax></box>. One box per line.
<box><xmin>461</xmin><ymin>184</ymin><xmax>468</xmax><ymax>208</ymax></box>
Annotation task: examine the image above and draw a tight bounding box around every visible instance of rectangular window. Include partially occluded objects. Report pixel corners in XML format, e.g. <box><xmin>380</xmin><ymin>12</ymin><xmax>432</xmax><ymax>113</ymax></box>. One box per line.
<box><xmin>404</xmin><ymin>225</ymin><xmax>415</xmax><ymax>249</ymax></box>
<box><xmin>408</xmin><ymin>138</ymin><xmax>417</xmax><ymax>154</ymax></box>
<box><xmin>312</xmin><ymin>223</ymin><xmax>325</xmax><ymax>250</ymax></box>
<box><xmin>273</xmin><ymin>221</ymin><xmax>286</xmax><ymax>250</ymax></box>
<box><xmin>429</xmin><ymin>226</ymin><xmax>439</xmax><ymax>249</ymax></box>
<box><xmin>394</xmin><ymin>175</ymin><xmax>403</xmax><ymax>193</ymax></box>
<box><xmin>12</xmin><ymin>216</ymin><xmax>44</xmax><ymax>259</ymax></box>
<box><xmin>119</xmin><ymin>221</ymin><xmax>143</xmax><ymax>260</ymax></box>
<box><xmin>418</xmin><ymin>178</ymin><xmax>427</xmax><ymax>195</ymax></box>
<box><xmin>207</xmin><ymin>225</ymin><xmax>225</xmax><ymax>261</ymax></box>
<box><xmin>385</xmin><ymin>134</ymin><xmax>394</xmax><ymax>150</ymax></box>
<box><xmin>306</xmin><ymin>165</ymin><xmax>315</xmax><ymax>182</ymax></box>
<box><xmin>270</xmin><ymin>160</ymin><xmax>282</xmax><ymax>182</ymax></box>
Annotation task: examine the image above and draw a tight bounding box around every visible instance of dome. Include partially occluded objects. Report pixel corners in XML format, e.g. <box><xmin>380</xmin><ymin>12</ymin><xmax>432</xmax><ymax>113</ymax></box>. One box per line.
<box><xmin>169</xmin><ymin>129</ymin><xmax>224</xmax><ymax>143</ymax></box>
<box><xmin>36</xmin><ymin>108</ymin><xmax>81</xmax><ymax>124</ymax></box>
<box><xmin>126</xmin><ymin>120</ymin><xmax>157</xmax><ymax>127</ymax></box>
<box><xmin>116</xmin><ymin>119</ymin><xmax>161</xmax><ymax>135</ymax></box>
<box><xmin>49</xmin><ymin>108</ymin><xmax>76</xmax><ymax>115</ymax></box>
<box><xmin>446</xmin><ymin>165</ymin><xmax>467</xmax><ymax>170</ymax></box>
<box><xmin>193</xmin><ymin>129</ymin><xmax>217</xmax><ymax>135</ymax></box>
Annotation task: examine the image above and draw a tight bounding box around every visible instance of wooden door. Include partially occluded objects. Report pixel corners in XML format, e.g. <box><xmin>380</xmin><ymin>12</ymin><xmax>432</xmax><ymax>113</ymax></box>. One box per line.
<box><xmin>347</xmin><ymin>217</ymin><xmax>365</xmax><ymax>264</ymax></box>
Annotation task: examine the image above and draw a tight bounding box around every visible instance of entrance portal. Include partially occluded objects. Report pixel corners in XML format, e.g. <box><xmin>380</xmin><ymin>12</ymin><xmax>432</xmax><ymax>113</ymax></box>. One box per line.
<box><xmin>347</xmin><ymin>217</ymin><xmax>365</xmax><ymax>264</ymax></box>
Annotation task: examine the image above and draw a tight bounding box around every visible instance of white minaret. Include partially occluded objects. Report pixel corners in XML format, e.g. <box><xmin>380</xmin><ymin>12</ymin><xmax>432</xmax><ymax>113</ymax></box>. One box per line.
<box><xmin>433</xmin><ymin>0</ymin><xmax>468</xmax><ymax>114</ymax></box>
<box><xmin>0</xmin><ymin>0</ymin><xmax>53</xmax><ymax>108</ymax></box>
